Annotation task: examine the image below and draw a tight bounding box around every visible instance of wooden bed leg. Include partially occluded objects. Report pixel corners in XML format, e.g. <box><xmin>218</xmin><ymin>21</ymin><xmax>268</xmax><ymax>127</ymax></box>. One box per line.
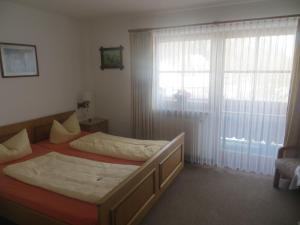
<box><xmin>273</xmin><ymin>169</ymin><xmax>280</xmax><ymax>188</ymax></box>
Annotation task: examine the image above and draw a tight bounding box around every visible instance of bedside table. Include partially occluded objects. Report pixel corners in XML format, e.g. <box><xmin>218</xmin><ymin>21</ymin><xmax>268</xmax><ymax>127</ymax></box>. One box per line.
<box><xmin>80</xmin><ymin>118</ymin><xmax>108</xmax><ymax>133</ymax></box>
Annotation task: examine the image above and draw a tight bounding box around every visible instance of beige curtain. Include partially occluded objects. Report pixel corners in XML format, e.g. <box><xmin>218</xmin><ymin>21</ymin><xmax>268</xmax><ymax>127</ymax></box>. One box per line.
<box><xmin>285</xmin><ymin>19</ymin><xmax>300</xmax><ymax>147</ymax></box>
<box><xmin>130</xmin><ymin>31</ymin><xmax>154</xmax><ymax>139</ymax></box>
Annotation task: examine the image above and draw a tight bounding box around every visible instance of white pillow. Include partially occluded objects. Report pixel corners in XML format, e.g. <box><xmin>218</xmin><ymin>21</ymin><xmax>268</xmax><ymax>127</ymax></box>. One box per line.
<box><xmin>0</xmin><ymin>129</ymin><xmax>32</xmax><ymax>164</ymax></box>
<box><xmin>49</xmin><ymin>113</ymin><xmax>81</xmax><ymax>144</ymax></box>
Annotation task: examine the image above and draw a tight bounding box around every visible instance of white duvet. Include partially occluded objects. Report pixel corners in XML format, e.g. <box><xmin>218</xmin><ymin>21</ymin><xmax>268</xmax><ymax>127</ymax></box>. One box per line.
<box><xmin>70</xmin><ymin>132</ymin><xmax>169</xmax><ymax>161</ymax></box>
<box><xmin>3</xmin><ymin>152</ymin><xmax>139</xmax><ymax>203</ymax></box>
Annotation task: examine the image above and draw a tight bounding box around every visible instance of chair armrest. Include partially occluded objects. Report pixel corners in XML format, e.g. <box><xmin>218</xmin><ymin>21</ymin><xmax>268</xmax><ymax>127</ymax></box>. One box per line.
<box><xmin>277</xmin><ymin>146</ymin><xmax>300</xmax><ymax>158</ymax></box>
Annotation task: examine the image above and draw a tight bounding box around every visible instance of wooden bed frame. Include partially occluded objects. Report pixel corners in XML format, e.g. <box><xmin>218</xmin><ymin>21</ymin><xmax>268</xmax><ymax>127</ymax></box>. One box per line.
<box><xmin>0</xmin><ymin>111</ymin><xmax>185</xmax><ymax>225</ymax></box>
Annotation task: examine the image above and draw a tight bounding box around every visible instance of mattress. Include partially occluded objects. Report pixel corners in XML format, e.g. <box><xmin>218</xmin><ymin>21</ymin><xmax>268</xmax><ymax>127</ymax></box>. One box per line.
<box><xmin>0</xmin><ymin>136</ymin><xmax>143</xmax><ymax>225</ymax></box>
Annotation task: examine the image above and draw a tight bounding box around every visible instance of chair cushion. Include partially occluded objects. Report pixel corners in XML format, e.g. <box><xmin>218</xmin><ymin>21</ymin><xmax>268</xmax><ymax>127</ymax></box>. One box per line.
<box><xmin>275</xmin><ymin>158</ymin><xmax>300</xmax><ymax>178</ymax></box>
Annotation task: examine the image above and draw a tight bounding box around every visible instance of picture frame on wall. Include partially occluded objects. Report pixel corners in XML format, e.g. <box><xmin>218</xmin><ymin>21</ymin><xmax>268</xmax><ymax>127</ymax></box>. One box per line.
<box><xmin>99</xmin><ymin>45</ymin><xmax>124</xmax><ymax>70</ymax></box>
<box><xmin>0</xmin><ymin>42</ymin><xmax>39</xmax><ymax>78</ymax></box>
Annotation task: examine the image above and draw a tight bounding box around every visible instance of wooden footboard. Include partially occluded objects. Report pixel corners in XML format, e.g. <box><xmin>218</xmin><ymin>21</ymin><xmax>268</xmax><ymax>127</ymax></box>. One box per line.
<box><xmin>97</xmin><ymin>132</ymin><xmax>185</xmax><ymax>225</ymax></box>
<box><xmin>0</xmin><ymin>112</ymin><xmax>184</xmax><ymax>225</ymax></box>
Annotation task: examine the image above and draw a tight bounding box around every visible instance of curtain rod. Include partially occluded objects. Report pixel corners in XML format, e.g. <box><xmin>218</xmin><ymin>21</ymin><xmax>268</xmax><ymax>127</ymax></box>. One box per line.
<box><xmin>128</xmin><ymin>14</ymin><xmax>300</xmax><ymax>33</ymax></box>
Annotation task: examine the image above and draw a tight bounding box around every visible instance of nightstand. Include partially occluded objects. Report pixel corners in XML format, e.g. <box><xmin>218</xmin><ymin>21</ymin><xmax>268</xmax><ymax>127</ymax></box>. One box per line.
<box><xmin>80</xmin><ymin>118</ymin><xmax>108</xmax><ymax>133</ymax></box>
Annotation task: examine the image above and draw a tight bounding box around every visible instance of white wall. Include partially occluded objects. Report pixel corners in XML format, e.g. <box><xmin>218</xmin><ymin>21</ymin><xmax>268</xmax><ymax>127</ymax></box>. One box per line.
<box><xmin>1</xmin><ymin>0</ymin><xmax>300</xmax><ymax>134</ymax></box>
<box><xmin>83</xmin><ymin>0</ymin><xmax>300</xmax><ymax>137</ymax></box>
<box><xmin>0</xmin><ymin>1</ymin><xmax>83</xmax><ymax>125</ymax></box>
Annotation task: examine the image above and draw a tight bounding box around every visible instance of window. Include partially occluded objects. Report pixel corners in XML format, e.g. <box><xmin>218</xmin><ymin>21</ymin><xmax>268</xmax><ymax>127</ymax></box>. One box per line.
<box><xmin>154</xmin><ymin>32</ymin><xmax>295</xmax><ymax>115</ymax></box>
<box><xmin>154</xmin><ymin>36</ymin><xmax>211</xmax><ymax>112</ymax></box>
<box><xmin>152</xmin><ymin>18</ymin><xmax>297</xmax><ymax>174</ymax></box>
<box><xmin>222</xmin><ymin>34</ymin><xmax>295</xmax><ymax>156</ymax></box>
<box><xmin>224</xmin><ymin>35</ymin><xmax>295</xmax><ymax>102</ymax></box>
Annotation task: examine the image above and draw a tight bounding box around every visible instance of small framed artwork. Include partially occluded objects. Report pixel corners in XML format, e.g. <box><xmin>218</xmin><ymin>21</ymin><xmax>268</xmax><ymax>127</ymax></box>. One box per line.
<box><xmin>99</xmin><ymin>45</ymin><xmax>124</xmax><ymax>70</ymax></box>
<box><xmin>0</xmin><ymin>42</ymin><xmax>39</xmax><ymax>78</ymax></box>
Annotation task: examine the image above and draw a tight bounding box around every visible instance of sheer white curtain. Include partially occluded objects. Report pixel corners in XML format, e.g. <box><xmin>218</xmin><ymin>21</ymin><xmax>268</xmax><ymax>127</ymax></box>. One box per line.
<box><xmin>152</xmin><ymin>18</ymin><xmax>298</xmax><ymax>175</ymax></box>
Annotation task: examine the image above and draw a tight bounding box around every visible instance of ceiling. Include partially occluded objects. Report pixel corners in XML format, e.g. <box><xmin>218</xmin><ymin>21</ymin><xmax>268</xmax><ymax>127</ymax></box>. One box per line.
<box><xmin>13</xmin><ymin>0</ymin><xmax>267</xmax><ymax>18</ymax></box>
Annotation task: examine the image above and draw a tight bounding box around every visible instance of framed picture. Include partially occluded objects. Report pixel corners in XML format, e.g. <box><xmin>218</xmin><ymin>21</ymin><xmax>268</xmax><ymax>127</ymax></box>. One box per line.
<box><xmin>99</xmin><ymin>46</ymin><xmax>124</xmax><ymax>70</ymax></box>
<box><xmin>0</xmin><ymin>42</ymin><xmax>39</xmax><ymax>78</ymax></box>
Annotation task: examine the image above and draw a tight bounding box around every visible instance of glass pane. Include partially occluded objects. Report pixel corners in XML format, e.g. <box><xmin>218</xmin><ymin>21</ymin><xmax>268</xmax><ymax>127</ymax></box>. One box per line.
<box><xmin>257</xmin><ymin>35</ymin><xmax>295</xmax><ymax>71</ymax></box>
<box><xmin>184</xmin><ymin>39</ymin><xmax>211</xmax><ymax>71</ymax></box>
<box><xmin>158</xmin><ymin>72</ymin><xmax>182</xmax><ymax>98</ymax></box>
<box><xmin>254</xmin><ymin>72</ymin><xmax>291</xmax><ymax>103</ymax></box>
<box><xmin>223</xmin><ymin>72</ymin><xmax>253</xmax><ymax>101</ymax></box>
<box><xmin>183</xmin><ymin>72</ymin><xmax>209</xmax><ymax>99</ymax></box>
<box><xmin>224</xmin><ymin>37</ymin><xmax>256</xmax><ymax>71</ymax></box>
<box><xmin>158</xmin><ymin>41</ymin><xmax>183</xmax><ymax>71</ymax></box>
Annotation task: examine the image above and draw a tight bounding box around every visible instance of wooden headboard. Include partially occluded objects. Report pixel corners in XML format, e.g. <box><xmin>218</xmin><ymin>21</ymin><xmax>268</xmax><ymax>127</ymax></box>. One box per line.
<box><xmin>0</xmin><ymin>111</ymin><xmax>74</xmax><ymax>143</ymax></box>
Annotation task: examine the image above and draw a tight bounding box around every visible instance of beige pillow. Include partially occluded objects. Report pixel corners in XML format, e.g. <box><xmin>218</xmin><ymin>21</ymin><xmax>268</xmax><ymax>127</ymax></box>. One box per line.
<box><xmin>50</xmin><ymin>113</ymin><xmax>81</xmax><ymax>144</ymax></box>
<box><xmin>0</xmin><ymin>129</ymin><xmax>32</xmax><ymax>164</ymax></box>
<box><xmin>63</xmin><ymin>113</ymin><xmax>81</xmax><ymax>134</ymax></box>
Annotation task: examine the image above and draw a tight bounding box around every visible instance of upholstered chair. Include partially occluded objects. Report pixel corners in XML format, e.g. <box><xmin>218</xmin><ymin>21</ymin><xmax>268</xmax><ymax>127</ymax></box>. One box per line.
<box><xmin>273</xmin><ymin>146</ymin><xmax>300</xmax><ymax>188</ymax></box>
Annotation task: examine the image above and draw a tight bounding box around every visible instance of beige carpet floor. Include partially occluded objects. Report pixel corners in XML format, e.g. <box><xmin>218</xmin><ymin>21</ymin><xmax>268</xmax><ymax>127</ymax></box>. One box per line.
<box><xmin>139</xmin><ymin>165</ymin><xmax>300</xmax><ymax>225</ymax></box>
<box><xmin>1</xmin><ymin>164</ymin><xmax>300</xmax><ymax>225</ymax></box>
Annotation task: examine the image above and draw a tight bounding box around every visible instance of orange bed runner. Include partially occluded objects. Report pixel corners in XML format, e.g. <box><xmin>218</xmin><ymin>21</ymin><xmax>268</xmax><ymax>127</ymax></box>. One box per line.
<box><xmin>0</xmin><ymin>133</ymin><xmax>143</xmax><ymax>225</ymax></box>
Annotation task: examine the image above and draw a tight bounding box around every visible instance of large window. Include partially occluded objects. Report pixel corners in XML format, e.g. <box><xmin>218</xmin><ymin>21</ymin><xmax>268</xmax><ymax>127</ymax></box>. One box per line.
<box><xmin>155</xmin><ymin>34</ymin><xmax>295</xmax><ymax>111</ymax></box>
<box><xmin>153</xmin><ymin>19</ymin><xmax>297</xmax><ymax>174</ymax></box>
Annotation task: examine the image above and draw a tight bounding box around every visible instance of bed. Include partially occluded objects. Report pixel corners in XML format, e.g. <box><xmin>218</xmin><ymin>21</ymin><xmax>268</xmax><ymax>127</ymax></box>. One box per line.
<box><xmin>0</xmin><ymin>111</ymin><xmax>184</xmax><ymax>225</ymax></box>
